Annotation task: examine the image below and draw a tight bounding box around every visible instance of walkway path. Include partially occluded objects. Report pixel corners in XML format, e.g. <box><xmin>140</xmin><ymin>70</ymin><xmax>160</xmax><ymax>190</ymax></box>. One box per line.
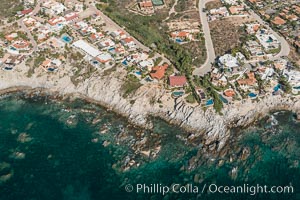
<box><xmin>164</xmin><ymin>0</ymin><xmax>179</xmax><ymax>21</ymax></box>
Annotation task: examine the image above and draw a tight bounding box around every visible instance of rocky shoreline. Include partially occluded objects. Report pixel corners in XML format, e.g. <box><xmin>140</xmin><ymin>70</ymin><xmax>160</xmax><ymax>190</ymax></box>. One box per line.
<box><xmin>0</xmin><ymin>68</ymin><xmax>299</xmax><ymax>153</ymax></box>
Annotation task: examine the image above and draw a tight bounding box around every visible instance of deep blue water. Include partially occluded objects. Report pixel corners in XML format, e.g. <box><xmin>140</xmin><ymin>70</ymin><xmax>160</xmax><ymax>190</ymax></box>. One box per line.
<box><xmin>0</xmin><ymin>94</ymin><xmax>299</xmax><ymax>200</ymax></box>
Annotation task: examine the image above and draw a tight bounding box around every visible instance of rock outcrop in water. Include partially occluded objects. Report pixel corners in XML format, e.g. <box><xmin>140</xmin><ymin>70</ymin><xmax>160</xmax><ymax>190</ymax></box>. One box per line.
<box><xmin>0</xmin><ymin>68</ymin><xmax>299</xmax><ymax>152</ymax></box>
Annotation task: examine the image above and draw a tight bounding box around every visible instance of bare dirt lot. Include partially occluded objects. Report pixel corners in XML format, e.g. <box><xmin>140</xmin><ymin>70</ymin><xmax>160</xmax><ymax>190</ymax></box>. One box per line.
<box><xmin>175</xmin><ymin>0</ymin><xmax>197</xmax><ymax>13</ymax></box>
<box><xmin>206</xmin><ymin>0</ymin><xmax>223</xmax><ymax>10</ymax></box>
<box><xmin>0</xmin><ymin>0</ymin><xmax>23</xmax><ymax>19</ymax></box>
<box><xmin>209</xmin><ymin>17</ymin><xmax>254</xmax><ymax>56</ymax></box>
<box><xmin>289</xmin><ymin>47</ymin><xmax>300</xmax><ymax>67</ymax></box>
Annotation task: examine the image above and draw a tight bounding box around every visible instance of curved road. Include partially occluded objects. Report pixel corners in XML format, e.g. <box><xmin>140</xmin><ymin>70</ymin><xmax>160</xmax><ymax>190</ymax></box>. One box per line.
<box><xmin>193</xmin><ymin>0</ymin><xmax>216</xmax><ymax>76</ymax></box>
<box><xmin>17</xmin><ymin>0</ymin><xmax>46</xmax><ymax>52</ymax></box>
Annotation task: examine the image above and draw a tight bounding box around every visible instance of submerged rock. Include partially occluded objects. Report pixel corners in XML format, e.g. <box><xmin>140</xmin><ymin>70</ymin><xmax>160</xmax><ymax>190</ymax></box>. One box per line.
<box><xmin>17</xmin><ymin>133</ymin><xmax>33</xmax><ymax>143</ymax></box>
<box><xmin>10</xmin><ymin>151</ymin><xmax>26</xmax><ymax>160</ymax></box>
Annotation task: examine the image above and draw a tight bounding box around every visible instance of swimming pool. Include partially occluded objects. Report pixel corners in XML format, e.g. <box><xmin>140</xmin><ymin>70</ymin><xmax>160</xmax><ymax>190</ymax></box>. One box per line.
<box><xmin>122</xmin><ymin>60</ymin><xmax>128</xmax><ymax>66</ymax></box>
<box><xmin>172</xmin><ymin>91</ymin><xmax>184</xmax><ymax>98</ymax></box>
<box><xmin>61</xmin><ymin>35</ymin><xmax>72</xmax><ymax>43</ymax></box>
<box><xmin>248</xmin><ymin>93</ymin><xmax>257</xmax><ymax>98</ymax></box>
<box><xmin>145</xmin><ymin>77</ymin><xmax>153</xmax><ymax>82</ymax></box>
<box><xmin>219</xmin><ymin>95</ymin><xmax>228</xmax><ymax>104</ymax></box>
<box><xmin>175</xmin><ymin>39</ymin><xmax>183</xmax><ymax>43</ymax></box>
<box><xmin>135</xmin><ymin>71</ymin><xmax>142</xmax><ymax>76</ymax></box>
<box><xmin>92</xmin><ymin>60</ymin><xmax>99</xmax><ymax>65</ymax></box>
<box><xmin>10</xmin><ymin>46</ymin><xmax>17</xmax><ymax>51</ymax></box>
<box><xmin>266</xmin><ymin>37</ymin><xmax>274</xmax><ymax>43</ymax></box>
<box><xmin>274</xmin><ymin>84</ymin><xmax>281</xmax><ymax>92</ymax></box>
<box><xmin>48</xmin><ymin>68</ymin><xmax>56</xmax><ymax>72</ymax></box>
<box><xmin>293</xmin><ymin>86</ymin><xmax>300</xmax><ymax>90</ymax></box>
<box><xmin>206</xmin><ymin>99</ymin><xmax>214</xmax><ymax>106</ymax></box>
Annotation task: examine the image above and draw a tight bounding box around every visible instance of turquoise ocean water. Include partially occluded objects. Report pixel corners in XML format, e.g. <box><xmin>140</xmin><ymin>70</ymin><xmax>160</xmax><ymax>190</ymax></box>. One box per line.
<box><xmin>0</xmin><ymin>94</ymin><xmax>299</xmax><ymax>200</ymax></box>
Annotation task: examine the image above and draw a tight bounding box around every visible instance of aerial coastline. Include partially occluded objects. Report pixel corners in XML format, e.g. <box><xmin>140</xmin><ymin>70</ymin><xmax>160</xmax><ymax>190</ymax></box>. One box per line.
<box><xmin>0</xmin><ymin>76</ymin><xmax>298</xmax><ymax>152</ymax></box>
<box><xmin>0</xmin><ymin>0</ymin><xmax>299</xmax><ymax>152</ymax></box>
<box><xmin>0</xmin><ymin>0</ymin><xmax>300</xmax><ymax>199</ymax></box>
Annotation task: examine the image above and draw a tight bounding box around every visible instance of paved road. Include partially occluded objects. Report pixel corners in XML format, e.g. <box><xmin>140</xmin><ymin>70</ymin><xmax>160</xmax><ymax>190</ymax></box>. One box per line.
<box><xmin>17</xmin><ymin>0</ymin><xmax>45</xmax><ymax>52</ymax></box>
<box><xmin>193</xmin><ymin>0</ymin><xmax>216</xmax><ymax>77</ymax></box>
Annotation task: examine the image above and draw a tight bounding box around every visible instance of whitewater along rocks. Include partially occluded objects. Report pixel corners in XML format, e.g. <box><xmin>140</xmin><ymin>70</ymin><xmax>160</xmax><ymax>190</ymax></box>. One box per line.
<box><xmin>0</xmin><ymin>67</ymin><xmax>299</xmax><ymax>155</ymax></box>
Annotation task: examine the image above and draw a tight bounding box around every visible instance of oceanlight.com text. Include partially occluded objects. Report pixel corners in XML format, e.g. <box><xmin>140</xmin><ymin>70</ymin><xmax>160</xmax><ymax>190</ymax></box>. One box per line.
<box><xmin>124</xmin><ymin>183</ymin><xmax>294</xmax><ymax>196</ymax></box>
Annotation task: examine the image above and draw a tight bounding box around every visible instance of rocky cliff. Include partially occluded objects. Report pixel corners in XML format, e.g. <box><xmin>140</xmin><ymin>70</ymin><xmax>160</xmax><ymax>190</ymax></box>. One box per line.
<box><xmin>0</xmin><ymin>66</ymin><xmax>299</xmax><ymax>152</ymax></box>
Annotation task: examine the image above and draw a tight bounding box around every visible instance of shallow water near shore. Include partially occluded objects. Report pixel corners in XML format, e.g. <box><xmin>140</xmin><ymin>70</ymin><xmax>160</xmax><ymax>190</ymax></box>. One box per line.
<box><xmin>0</xmin><ymin>94</ymin><xmax>299</xmax><ymax>200</ymax></box>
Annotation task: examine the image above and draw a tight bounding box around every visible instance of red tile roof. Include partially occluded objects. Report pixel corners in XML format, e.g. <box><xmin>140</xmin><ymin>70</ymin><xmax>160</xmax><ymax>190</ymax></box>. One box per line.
<box><xmin>253</xmin><ymin>24</ymin><xmax>260</xmax><ymax>32</ymax></box>
<box><xmin>12</xmin><ymin>40</ymin><xmax>29</xmax><ymax>49</ymax></box>
<box><xmin>124</xmin><ymin>37</ymin><xmax>134</xmax><ymax>43</ymax></box>
<box><xmin>48</xmin><ymin>17</ymin><xmax>63</xmax><ymax>26</ymax></box>
<box><xmin>272</xmin><ymin>16</ymin><xmax>286</xmax><ymax>25</ymax></box>
<box><xmin>65</xmin><ymin>13</ymin><xmax>78</xmax><ymax>21</ymax></box>
<box><xmin>237</xmin><ymin>72</ymin><xmax>257</xmax><ymax>86</ymax></box>
<box><xmin>5</xmin><ymin>35</ymin><xmax>17</xmax><ymax>41</ymax></box>
<box><xmin>171</xmin><ymin>31</ymin><xmax>188</xmax><ymax>38</ymax></box>
<box><xmin>169</xmin><ymin>76</ymin><xmax>187</xmax><ymax>87</ymax></box>
<box><xmin>224</xmin><ymin>89</ymin><xmax>235</xmax><ymax>97</ymax></box>
<box><xmin>150</xmin><ymin>64</ymin><xmax>168</xmax><ymax>80</ymax></box>
<box><xmin>139</xmin><ymin>1</ymin><xmax>153</xmax><ymax>8</ymax></box>
<box><xmin>21</xmin><ymin>9</ymin><xmax>33</xmax><ymax>15</ymax></box>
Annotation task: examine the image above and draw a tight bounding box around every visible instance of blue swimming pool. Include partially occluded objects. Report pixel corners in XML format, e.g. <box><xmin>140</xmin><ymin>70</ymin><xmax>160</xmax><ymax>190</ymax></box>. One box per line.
<box><xmin>92</xmin><ymin>60</ymin><xmax>99</xmax><ymax>65</ymax></box>
<box><xmin>206</xmin><ymin>99</ymin><xmax>214</xmax><ymax>106</ymax></box>
<box><xmin>48</xmin><ymin>68</ymin><xmax>55</xmax><ymax>72</ymax></box>
<box><xmin>122</xmin><ymin>60</ymin><xmax>128</xmax><ymax>66</ymax></box>
<box><xmin>266</xmin><ymin>37</ymin><xmax>273</xmax><ymax>43</ymax></box>
<box><xmin>10</xmin><ymin>46</ymin><xmax>17</xmax><ymax>51</ymax></box>
<box><xmin>293</xmin><ymin>86</ymin><xmax>300</xmax><ymax>90</ymax></box>
<box><xmin>145</xmin><ymin>77</ymin><xmax>153</xmax><ymax>82</ymax></box>
<box><xmin>172</xmin><ymin>91</ymin><xmax>184</xmax><ymax>97</ymax></box>
<box><xmin>248</xmin><ymin>93</ymin><xmax>257</xmax><ymax>98</ymax></box>
<box><xmin>175</xmin><ymin>39</ymin><xmax>183</xmax><ymax>43</ymax></box>
<box><xmin>274</xmin><ymin>84</ymin><xmax>281</xmax><ymax>92</ymax></box>
<box><xmin>135</xmin><ymin>71</ymin><xmax>142</xmax><ymax>76</ymax></box>
<box><xmin>61</xmin><ymin>35</ymin><xmax>72</xmax><ymax>43</ymax></box>
<box><xmin>219</xmin><ymin>95</ymin><xmax>228</xmax><ymax>104</ymax></box>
